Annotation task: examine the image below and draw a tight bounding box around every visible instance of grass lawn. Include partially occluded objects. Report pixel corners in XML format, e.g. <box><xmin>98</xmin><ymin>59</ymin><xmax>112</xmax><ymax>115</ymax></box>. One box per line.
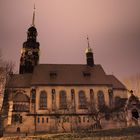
<box><xmin>0</xmin><ymin>126</ymin><xmax>140</xmax><ymax>140</ymax></box>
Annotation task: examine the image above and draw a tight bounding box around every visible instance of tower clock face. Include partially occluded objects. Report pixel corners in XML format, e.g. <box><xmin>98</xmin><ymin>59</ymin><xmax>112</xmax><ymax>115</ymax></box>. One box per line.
<box><xmin>28</xmin><ymin>50</ymin><xmax>32</xmax><ymax>55</ymax></box>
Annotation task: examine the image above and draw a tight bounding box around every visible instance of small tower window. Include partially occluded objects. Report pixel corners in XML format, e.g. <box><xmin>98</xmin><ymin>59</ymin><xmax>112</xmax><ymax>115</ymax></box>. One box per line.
<box><xmin>83</xmin><ymin>71</ymin><xmax>91</xmax><ymax>77</ymax></box>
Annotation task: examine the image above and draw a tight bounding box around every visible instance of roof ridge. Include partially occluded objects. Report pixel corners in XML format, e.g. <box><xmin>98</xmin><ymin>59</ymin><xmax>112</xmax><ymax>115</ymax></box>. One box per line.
<box><xmin>37</xmin><ymin>63</ymin><xmax>100</xmax><ymax>66</ymax></box>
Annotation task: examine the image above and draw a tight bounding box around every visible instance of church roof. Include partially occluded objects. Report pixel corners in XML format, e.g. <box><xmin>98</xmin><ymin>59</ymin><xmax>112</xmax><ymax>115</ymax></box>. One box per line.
<box><xmin>6</xmin><ymin>74</ymin><xmax>32</xmax><ymax>88</ymax></box>
<box><xmin>31</xmin><ymin>64</ymin><xmax>111</xmax><ymax>86</ymax></box>
<box><xmin>107</xmin><ymin>75</ymin><xmax>126</xmax><ymax>90</ymax></box>
<box><xmin>6</xmin><ymin>64</ymin><xmax>126</xmax><ymax>89</ymax></box>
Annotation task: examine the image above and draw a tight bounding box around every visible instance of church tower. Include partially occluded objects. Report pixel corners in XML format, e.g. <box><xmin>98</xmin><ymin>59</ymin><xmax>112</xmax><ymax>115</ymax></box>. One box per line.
<box><xmin>85</xmin><ymin>36</ymin><xmax>94</xmax><ymax>67</ymax></box>
<box><xmin>19</xmin><ymin>6</ymin><xmax>40</xmax><ymax>74</ymax></box>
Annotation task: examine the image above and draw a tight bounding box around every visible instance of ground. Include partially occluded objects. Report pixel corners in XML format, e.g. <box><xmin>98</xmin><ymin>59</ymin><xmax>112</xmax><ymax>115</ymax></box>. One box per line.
<box><xmin>0</xmin><ymin>126</ymin><xmax>140</xmax><ymax>140</ymax></box>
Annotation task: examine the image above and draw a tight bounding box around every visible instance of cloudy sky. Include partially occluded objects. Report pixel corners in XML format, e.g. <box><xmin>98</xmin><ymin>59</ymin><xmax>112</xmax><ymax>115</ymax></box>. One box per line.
<box><xmin>0</xmin><ymin>0</ymin><xmax>140</xmax><ymax>80</ymax></box>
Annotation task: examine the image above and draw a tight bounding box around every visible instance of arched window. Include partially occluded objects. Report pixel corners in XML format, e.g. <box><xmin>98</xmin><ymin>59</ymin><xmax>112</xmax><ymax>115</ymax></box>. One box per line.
<box><xmin>13</xmin><ymin>92</ymin><xmax>30</xmax><ymax>102</ymax></box>
<box><xmin>42</xmin><ymin>117</ymin><xmax>44</xmax><ymax>123</ymax></box>
<box><xmin>59</xmin><ymin>90</ymin><xmax>67</xmax><ymax>109</ymax></box>
<box><xmin>17</xmin><ymin>127</ymin><xmax>20</xmax><ymax>133</ymax></box>
<box><xmin>39</xmin><ymin>91</ymin><xmax>47</xmax><ymax>109</ymax></box>
<box><xmin>13</xmin><ymin>92</ymin><xmax>30</xmax><ymax>112</ymax></box>
<box><xmin>115</xmin><ymin>96</ymin><xmax>122</xmax><ymax>108</ymax></box>
<box><xmin>97</xmin><ymin>90</ymin><xmax>105</xmax><ymax>107</ymax></box>
<box><xmin>78</xmin><ymin>90</ymin><xmax>87</xmax><ymax>109</ymax></box>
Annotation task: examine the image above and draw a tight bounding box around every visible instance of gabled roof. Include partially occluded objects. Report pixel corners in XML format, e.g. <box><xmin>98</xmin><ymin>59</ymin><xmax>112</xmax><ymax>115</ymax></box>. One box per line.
<box><xmin>108</xmin><ymin>75</ymin><xmax>126</xmax><ymax>90</ymax></box>
<box><xmin>31</xmin><ymin>64</ymin><xmax>111</xmax><ymax>86</ymax></box>
<box><xmin>6</xmin><ymin>64</ymin><xmax>126</xmax><ymax>90</ymax></box>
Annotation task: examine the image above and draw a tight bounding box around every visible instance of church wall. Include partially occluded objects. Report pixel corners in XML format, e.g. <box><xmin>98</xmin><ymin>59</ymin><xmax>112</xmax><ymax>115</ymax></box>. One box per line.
<box><xmin>35</xmin><ymin>115</ymin><xmax>94</xmax><ymax>133</ymax></box>
<box><xmin>31</xmin><ymin>85</ymin><xmax>113</xmax><ymax>133</ymax></box>
<box><xmin>35</xmin><ymin>85</ymin><xmax>112</xmax><ymax>114</ymax></box>
<box><xmin>4</xmin><ymin>113</ymin><xmax>34</xmax><ymax>134</ymax></box>
<box><xmin>35</xmin><ymin>115</ymin><xmax>72</xmax><ymax>133</ymax></box>
<box><xmin>36</xmin><ymin>116</ymin><xmax>53</xmax><ymax>132</ymax></box>
<box><xmin>3</xmin><ymin>86</ymin><xmax>128</xmax><ymax>134</ymax></box>
<box><xmin>32</xmin><ymin>85</ymin><xmax>128</xmax><ymax>133</ymax></box>
<box><xmin>4</xmin><ymin>88</ymin><xmax>35</xmax><ymax>134</ymax></box>
<box><xmin>113</xmin><ymin>89</ymin><xmax>128</xmax><ymax>99</ymax></box>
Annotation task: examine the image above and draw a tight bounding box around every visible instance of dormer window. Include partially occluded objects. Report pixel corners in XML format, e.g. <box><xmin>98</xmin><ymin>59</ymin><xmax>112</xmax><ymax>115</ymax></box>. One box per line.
<box><xmin>50</xmin><ymin>71</ymin><xmax>57</xmax><ymax>78</ymax></box>
<box><xmin>83</xmin><ymin>71</ymin><xmax>91</xmax><ymax>77</ymax></box>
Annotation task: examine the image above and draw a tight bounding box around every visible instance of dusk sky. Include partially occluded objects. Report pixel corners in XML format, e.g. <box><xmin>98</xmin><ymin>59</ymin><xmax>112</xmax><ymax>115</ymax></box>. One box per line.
<box><xmin>0</xmin><ymin>0</ymin><xmax>140</xmax><ymax>80</ymax></box>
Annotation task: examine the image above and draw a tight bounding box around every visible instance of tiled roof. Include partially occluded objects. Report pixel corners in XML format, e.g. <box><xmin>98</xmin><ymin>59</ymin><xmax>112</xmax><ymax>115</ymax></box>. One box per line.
<box><xmin>6</xmin><ymin>64</ymin><xmax>126</xmax><ymax>90</ymax></box>
<box><xmin>108</xmin><ymin>75</ymin><xmax>126</xmax><ymax>90</ymax></box>
<box><xmin>6</xmin><ymin>74</ymin><xmax>32</xmax><ymax>88</ymax></box>
<box><xmin>31</xmin><ymin>64</ymin><xmax>111</xmax><ymax>86</ymax></box>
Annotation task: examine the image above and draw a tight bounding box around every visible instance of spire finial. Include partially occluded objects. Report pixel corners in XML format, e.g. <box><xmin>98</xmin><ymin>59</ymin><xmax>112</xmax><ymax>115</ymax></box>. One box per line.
<box><xmin>85</xmin><ymin>35</ymin><xmax>93</xmax><ymax>54</ymax></box>
<box><xmin>87</xmin><ymin>35</ymin><xmax>90</xmax><ymax>49</ymax></box>
<box><xmin>32</xmin><ymin>4</ymin><xmax>36</xmax><ymax>26</ymax></box>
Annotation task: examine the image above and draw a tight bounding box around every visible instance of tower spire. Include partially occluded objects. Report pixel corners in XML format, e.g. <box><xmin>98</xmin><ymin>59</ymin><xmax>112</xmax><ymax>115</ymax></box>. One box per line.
<box><xmin>85</xmin><ymin>35</ymin><xmax>92</xmax><ymax>53</ymax></box>
<box><xmin>32</xmin><ymin>4</ymin><xmax>35</xmax><ymax>26</ymax></box>
<box><xmin>87</xmin><ymin>35</ymin><xmax>90</xmax><ymax>49</ymax></box>
<box><xmin>85</xmin><ymin>35</ymin><xmax>94</xmax><ymax>67</ymax></box>
<box><xmin>19</xmin><ymin>4</ymin><xmax>40</xmax><ymax>74</ymax></box>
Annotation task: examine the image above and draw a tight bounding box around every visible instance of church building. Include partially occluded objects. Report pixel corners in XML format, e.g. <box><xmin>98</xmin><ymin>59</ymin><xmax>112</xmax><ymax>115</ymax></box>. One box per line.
<box><xmin>1</xmin><ymin>9</ymin><xmax>130</xmax><ymax>135</ymax></box>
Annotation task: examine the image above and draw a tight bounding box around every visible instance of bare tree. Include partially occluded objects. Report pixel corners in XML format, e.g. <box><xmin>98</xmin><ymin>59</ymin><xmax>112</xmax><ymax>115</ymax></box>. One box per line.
<box><xmin>111</xmin><ymin>104</ymin><xmax>127</xmax><ymax>127</ymax></box>
<box><xmin>87</xmin><ymin>97</ymin><xmax>127</xmax><ymax>131</ymax></box>
<box><xmin>53</xmin><ymin>100</ymin><xmax>78</xmax><ymax>133</ymax></box>
<box><xmin>0</xmin><ymin>50</ymin><xmax>15</xmax><ymax>110</ymax></box>
<box><xmin>56</xmin><ymin>100</ymin><xmax>73</xmax><ymax>133</ymax></box>
<box><xmin>123</xmin><ymin>73</ymin><xmax>140</xmax><ymax>97</ymax></box>
<box><xmin>87</xmin><ymin>102</ymin><xmax>110</xmax><ymax>130</ymax></box>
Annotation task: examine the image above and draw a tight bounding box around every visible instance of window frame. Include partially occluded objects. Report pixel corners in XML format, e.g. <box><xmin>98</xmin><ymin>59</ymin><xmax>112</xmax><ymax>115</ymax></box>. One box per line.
<box><xmin>39</xmin><ymin>90</ymin><xmax>47</xmax><ymax>110</ymax></box>
<box><xmin>97</xmin><ymin>90</ymin><xmax>105</xmax><ymax>107</ymax></box>
<box><xmin>78</xmin><ymin>90</ymin><xmax>87</xmax><ymax>109</ymax></box>
<box><xmin>59</xmin><ymin>90</ymin><xmax>67</xmax><ymax>109</ymax></box>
